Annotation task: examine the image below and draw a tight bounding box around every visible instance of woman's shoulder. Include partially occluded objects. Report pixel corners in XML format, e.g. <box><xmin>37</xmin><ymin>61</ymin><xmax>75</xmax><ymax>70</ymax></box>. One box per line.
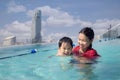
<box><xmin>89</xmin><ymin>48</ymin><xmax>97</xmax><ymax>52</ymax></box>
<box><xmin>87</xmin><ymin>48</ymin><xmax>100</xmax><ymax>57</ymax></box>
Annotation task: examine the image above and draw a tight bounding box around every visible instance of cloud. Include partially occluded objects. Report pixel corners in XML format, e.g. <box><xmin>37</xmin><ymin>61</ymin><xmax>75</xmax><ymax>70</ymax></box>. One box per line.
<box><xmin>43</xmin><ymin>32</ymin><xmax>68</xmax><ymax>43</ymax></box>
<box><xmin>0</xmin><ymin>29</ymin><xmax>13</xmax><ymax>38</ymax></box>
<box><xmin>2</xmin><ymin>21</ymin><xmax>32</xmax><ymax>42</ymax></box>
<box><xmin>7</xmin><ymin>1</ymin><xmax>26</xmax><ymax>13</ymax></box>
<box><xmin>1</xmin><ymin>5</ymin><xmax>120</xmax><ymax>43</ymax></box>
<box><xmin>27</xmin><ymin>6</ymin><xmax>78</xmax><ymax>27</ymax></box>
<box><xmin>93</xmin><ymin>19</ymin><xmax>120</xmax><ymax>35</ymax></box>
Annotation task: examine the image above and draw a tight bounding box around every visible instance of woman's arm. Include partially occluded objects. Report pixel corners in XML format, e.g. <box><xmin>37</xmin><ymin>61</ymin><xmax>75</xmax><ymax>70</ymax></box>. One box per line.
<box><xmin>73</xmin><ymin>56</ymin><xmax>95</xmax><ymax>64</ymax></box>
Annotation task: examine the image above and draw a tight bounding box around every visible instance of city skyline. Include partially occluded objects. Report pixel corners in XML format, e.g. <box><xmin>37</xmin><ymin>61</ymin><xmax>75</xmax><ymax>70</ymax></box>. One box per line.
<box><xmin>0</xmin><ymin>0</ymin><xmax>120</xmax><ymax>43</ymax></box>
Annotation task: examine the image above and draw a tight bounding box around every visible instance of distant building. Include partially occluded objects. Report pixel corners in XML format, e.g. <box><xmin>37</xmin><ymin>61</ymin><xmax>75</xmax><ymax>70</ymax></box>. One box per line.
<box><xmin>101</xmin><ymin>24</ymin><xmax>120</xmax><ymax>39</ymax></box>
<box><xmin>3</xmin><ymin>36</ymin><xmax>16</xmax><ymax>46</ymax></box>
<box><xmin>31</xmin><ymin>10</ymin><xmax>42</xmax><ymax>43</ymax></box>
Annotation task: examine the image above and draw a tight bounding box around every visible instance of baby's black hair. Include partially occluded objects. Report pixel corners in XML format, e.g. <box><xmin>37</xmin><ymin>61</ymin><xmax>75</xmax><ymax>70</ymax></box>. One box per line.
<box><xmin>58</xmin><ymin>37</ymin><xmax>73</xmax><ymax>48</ymax></box>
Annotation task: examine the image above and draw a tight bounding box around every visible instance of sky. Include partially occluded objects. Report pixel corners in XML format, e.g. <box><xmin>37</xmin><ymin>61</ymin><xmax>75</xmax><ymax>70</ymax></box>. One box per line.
<box><xmin>0</xmin><ymin>0</ymin><xmax>120</xmax><ymax>43</ymax></box>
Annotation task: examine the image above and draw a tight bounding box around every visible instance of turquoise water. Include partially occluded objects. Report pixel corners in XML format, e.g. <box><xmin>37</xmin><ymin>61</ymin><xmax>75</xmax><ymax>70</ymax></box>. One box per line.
<box><xmin>0</xmin><ymin>39</ymin><xmax>120</xmax><ymax>80</ymax></box>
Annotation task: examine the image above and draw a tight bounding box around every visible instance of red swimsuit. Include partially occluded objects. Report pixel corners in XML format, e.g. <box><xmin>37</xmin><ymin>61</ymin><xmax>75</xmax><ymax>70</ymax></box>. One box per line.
<box><xmin>72</xmin><ymin>46</ymin><xmax>100</xmax><ymax>59</ymax></box>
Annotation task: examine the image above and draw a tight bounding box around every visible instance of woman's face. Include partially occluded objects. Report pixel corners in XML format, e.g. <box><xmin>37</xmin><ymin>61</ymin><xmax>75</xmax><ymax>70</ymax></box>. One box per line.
<box><xmin>78</xmin><ymin>33</ymin><xmax>92</xmax><ymax>51</ymax></box>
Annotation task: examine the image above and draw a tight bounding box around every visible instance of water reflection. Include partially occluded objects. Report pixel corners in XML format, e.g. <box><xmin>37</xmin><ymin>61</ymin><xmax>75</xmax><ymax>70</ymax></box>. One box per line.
<box><xmin>75</xmin><ymin>63</ymin><xmax>98</xmax><ymax>80</ymax></box>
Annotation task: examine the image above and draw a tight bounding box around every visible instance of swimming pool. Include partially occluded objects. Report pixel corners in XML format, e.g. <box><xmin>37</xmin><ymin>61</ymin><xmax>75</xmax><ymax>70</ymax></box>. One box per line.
<box><xmin>0</xmin><ymin>39</ymin><xmax>120</xmax><ymax>80</ymax></box>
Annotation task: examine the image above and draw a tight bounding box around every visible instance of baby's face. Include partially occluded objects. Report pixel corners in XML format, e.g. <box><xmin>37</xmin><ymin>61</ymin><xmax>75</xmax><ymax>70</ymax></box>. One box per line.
<box><xmin>59</xmin><ymin>42</ymin><xmax>72</xmax><ymax>55</ymax></box>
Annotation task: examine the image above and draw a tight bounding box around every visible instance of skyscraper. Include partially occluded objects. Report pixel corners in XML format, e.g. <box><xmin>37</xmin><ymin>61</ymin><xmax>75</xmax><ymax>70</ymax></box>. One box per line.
<box><xmin>31</xmin><ymin>10</ymin><xmax>42</xmax><ymax>43</ymax></box>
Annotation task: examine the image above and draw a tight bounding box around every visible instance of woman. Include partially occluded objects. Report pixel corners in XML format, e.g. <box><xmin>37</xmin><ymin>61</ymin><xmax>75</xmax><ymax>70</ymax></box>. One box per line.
<box><xmin>72</xmin><ymin>27</ymin><xmax>100</xmax><ymax>63</ymax></box>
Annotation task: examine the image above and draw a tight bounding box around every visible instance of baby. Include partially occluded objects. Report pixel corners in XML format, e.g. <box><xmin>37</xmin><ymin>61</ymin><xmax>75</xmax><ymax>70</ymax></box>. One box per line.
<box><xmin>56</xmin><ymin>37</ymin><xmax>73</xmax><ymax>56</ymax></box>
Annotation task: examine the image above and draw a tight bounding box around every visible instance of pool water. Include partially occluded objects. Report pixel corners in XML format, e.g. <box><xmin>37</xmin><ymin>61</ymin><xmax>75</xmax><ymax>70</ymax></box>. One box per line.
<box><xmin>0</xmin><ymin>39</ymin><xmax>120</xmax><ymax>80</ymax></box>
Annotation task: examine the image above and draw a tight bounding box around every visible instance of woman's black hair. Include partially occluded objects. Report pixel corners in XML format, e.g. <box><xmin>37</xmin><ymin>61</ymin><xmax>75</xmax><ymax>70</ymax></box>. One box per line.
<box><xmin>79</xmin><ymin>27</ymin><xmax>94</xmax><ymax>48</ymax></box>
<box><xmin>58</xmin><ymin>37</ymin><xmax>73</xmax><ymax>48</ymax></box>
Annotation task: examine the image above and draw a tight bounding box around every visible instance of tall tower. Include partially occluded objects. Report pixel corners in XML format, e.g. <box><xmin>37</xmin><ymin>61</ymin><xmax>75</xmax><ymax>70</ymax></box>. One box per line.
<box><xmin>31</xmin><ymin>10</ymin><xmax>42</xmax><ymax>43</ymax></box>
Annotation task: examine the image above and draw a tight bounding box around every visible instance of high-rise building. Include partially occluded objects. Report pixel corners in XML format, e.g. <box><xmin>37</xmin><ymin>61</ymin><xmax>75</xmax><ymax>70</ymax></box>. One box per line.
<box><xmin>31</xmin><ymin>10</ymin><xmax>42</xmax><ymax>43</ymax></box>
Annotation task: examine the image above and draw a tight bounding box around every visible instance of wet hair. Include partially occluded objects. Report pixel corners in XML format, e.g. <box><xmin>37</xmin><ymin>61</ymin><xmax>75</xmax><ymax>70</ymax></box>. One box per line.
<box><xmin>58</xmin><ymin>37</ymin><xmax>73</xmax><ymax>48</ymax></box>
<box><xmin>79</xmin><ymin>27</ymin><xmax>94</xmax><ymax>48</ymax></box>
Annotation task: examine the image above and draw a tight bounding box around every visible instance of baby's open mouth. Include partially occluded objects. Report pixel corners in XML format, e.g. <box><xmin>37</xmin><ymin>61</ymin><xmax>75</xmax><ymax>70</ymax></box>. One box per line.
<box><xmin>64</xmin><ymin>53</ymin><xmax>69</xmax><ymax>55</ymax></box>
